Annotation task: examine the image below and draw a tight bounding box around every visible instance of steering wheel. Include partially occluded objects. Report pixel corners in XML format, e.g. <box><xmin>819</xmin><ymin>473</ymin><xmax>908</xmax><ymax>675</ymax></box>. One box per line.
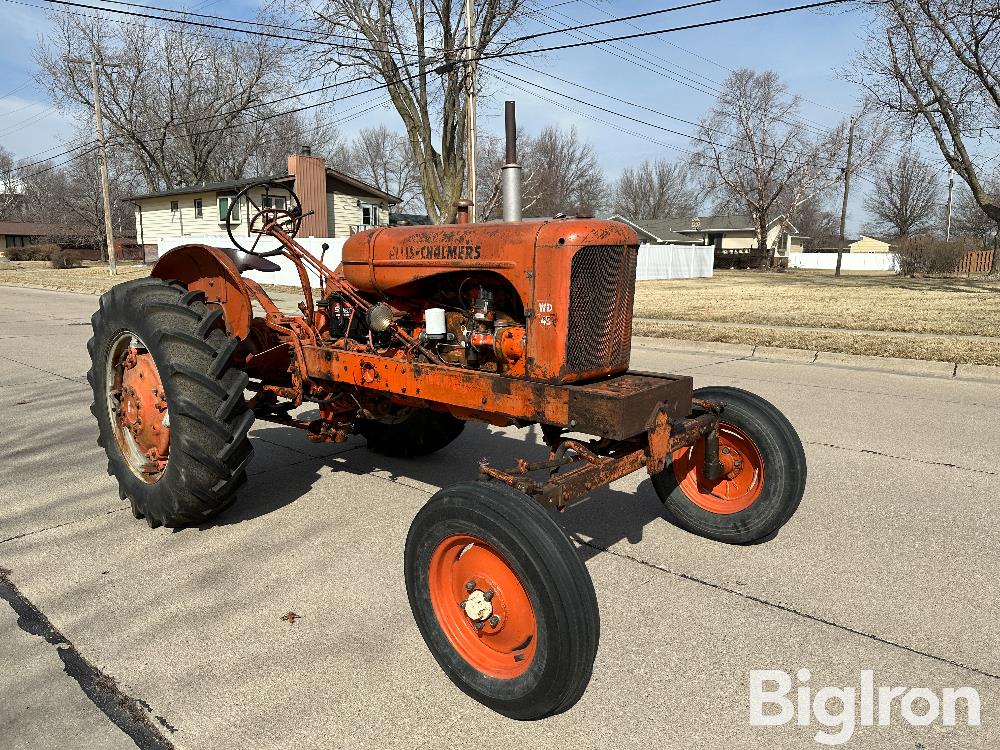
<box><xmin>225</xmin><ymin>180</ymin><xmax>306</xmax><ymax>256</ymax></box>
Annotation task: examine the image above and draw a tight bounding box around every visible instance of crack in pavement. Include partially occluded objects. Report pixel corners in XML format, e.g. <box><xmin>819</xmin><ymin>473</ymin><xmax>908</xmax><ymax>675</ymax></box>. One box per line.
<box><xmin>0</xmin><ymin>507</ymin><xmax>129</xmax><ymax>546</ymax></box>
<box><xmin>570</xmin><ymin>537</ymin><xmax>1000</xmax><ymax>682</ymax></box>
<box><xmin>0</xmin><ymin>353</ymin><xmax>88</xmax><ymax>383</ymax></box>
<box><xmin>805</xmin><ymin>440</ymin><xmax>999</xmax><ymax>476</ymax></box>
<box><xmin>0</xmin><ymin>568</ymin><xmax>176</xmax><ymax>749</ymax></box>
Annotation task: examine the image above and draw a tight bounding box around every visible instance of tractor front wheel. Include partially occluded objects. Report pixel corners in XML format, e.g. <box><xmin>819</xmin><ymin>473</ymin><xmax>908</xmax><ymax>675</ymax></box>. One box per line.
<box><xmin>87</xmin><ymin>278</ymin><xmax>254</xmax><ymax>527</ymax></box>
<box><xmin>652</xmin><ymin>386</ymin><xmax>806</xmax><ymax>545</ymax></box>
<box><xmin>405</xmin><ymin>481</ymin><xmax>599</xmax><ymax>720</ymax></box>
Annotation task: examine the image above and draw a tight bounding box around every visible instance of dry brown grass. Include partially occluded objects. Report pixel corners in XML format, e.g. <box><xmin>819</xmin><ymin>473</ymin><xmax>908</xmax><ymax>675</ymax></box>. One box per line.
<box><xmin>0</xmin><ymin>260</ymin><xmax>152</xmax><ymax>295</ymax></box>
<box><xmin>634</xmin><ymin>269</ymin><xmax>1000</xmax><ymax>337</ymax></box>
<box><xmin>633</xmin><ymin>321</ymin><xmax>1000</xmax><ymax>365</ymax></box>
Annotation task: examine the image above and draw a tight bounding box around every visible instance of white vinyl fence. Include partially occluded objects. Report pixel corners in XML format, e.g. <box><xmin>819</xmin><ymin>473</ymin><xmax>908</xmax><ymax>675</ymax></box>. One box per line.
<box><xmin>157</xmin><ymin>236</ymin><xmax>713</xmax><ymax>287</ymax></box>
<box><xmin>788</xmin><ymin>252</ymin><xmax>898</xmax><ymax>272</ymax></box>
<box><xmin>636</xmin><ymin>243</ymin><xmax>714</xmax><ymax>280</ymax></box>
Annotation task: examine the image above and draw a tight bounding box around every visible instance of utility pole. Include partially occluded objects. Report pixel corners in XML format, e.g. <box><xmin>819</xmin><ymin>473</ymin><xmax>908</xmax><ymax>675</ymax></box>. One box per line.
<box><xmin>464</xmin><ymin>0</ymin><xmax>478</xmax><ymax>223</ymax></box>
<box><xmin>945</xmin><ymin>167</ymin><xmax>955</xmax><ymax>241</ymax></box>
<box><xmin>67</xmin><ymin>56</ymin><xmax>119</xmax><ymax>275</ymax></box>
<box><xmin>836</xmin><ymin>116</ymin><xmax>857</xmax><ymax>278</ymax></box>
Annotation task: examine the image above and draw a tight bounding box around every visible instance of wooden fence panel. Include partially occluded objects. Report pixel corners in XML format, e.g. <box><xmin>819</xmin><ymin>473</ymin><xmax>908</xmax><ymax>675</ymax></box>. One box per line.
<box><xmin>958</xmin><ymin>250</ymin><xmax>995</xmax><ymax>273</ymax></box>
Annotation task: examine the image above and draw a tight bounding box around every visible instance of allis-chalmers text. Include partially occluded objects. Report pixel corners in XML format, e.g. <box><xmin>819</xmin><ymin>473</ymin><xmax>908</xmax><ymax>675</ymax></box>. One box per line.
<box><xmin>388</xmin><ymin>245</ymin><xmax>483</xmax><ymax>260</ymax></box>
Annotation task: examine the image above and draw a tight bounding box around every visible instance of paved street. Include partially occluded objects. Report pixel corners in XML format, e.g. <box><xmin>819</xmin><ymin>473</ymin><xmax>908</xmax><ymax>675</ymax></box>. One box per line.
<box><xmin>1</xmin><ymin>284</ymin><xmax>998</xmax><ymax>750</ymax></box>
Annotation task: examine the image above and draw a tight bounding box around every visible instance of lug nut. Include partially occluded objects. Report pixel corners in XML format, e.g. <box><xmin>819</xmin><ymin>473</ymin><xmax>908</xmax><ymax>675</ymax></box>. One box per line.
<box><xmin>483</xmin><ymin>590</ymin><xmax>494</xmax><ymax>602</ymax></box>
<box><xmin>465</xmin><ymin>580</ymin><xmax>476</xmax><ymax>592</ymax></box>
<box><xmin>721</xmin><ymin>447</ymin><xmax>731</xmax><ymax>455</ymax></box>
<box><xmin>489</xmin><ymin>615</ymin><xmax>500</xmax><ymax>627</ymax></box>
<box><xmin>474</xmin><ymin>621</ymin><xmax>485</xmax><ymax>630</ymax></box>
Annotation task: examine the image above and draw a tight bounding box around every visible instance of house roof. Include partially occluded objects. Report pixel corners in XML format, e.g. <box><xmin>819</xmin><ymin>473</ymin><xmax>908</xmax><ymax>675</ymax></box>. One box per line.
<box><xmin>129</xmin><ymin>175</ymin><xmax>287</xmax><ymax>201</ymax></box>
<box><xmin>851</xmin><ymin>234</ymin><xmax>891</xmax><ymax>245</ymax></box>
<box><xmin>610</xmin><ymin>216</ymin><xmax>703</xmax><ymax>244</ymax></box>
<box><xmin>0</xmin><ymin>221</ymin><xmax>61</xmax><ymax>236</ymax></box>
<box><xmin>389</xmin><ymin>212</ymin><xmax>432</xmax><ymax>226</ymax></box>
<box><xmin>325</xmin><ymin>169</ymin><xmax>400</xmax><ymax>204</ymax></box>
<box><xmin>129</xmin><ymin>167</ymin><xmax>400</xmax><ymax>205</ymax></box>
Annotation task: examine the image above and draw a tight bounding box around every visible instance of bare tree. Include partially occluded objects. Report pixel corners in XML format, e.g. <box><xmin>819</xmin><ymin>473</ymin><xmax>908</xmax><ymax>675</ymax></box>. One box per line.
<box><xmin>852</xmin><ymin>0</ymin><xmax>1000</xmax><ymax>273</ymax></box>
<box><xmin>36</xmin><ymin>13</ymin><xmax>311</xmax><ymax>192</ymax></box>
<box><xmin>690</xmin><ymin>69</ymin><xmax>869</xmax><ymax>265</ymax></box>
<box><xmin>951</xmin><ymin>182</ymin><xmax>1000</xmax><ymax>248</ymax></box>
<box><xmin>348</xmin><ymin>125</ymin><xmax>423</xmax><ymax>211</ymax></box>
<box><xmin>863</xmin><ymin>148</ymin><xmax>940</xmax><ymax>237</ymax></box>
<box><xmin>793</xmin><ymin>196</ymin><xmax>843</xmax><ymax>249</ymax></box>
<box><xmin>527</xmin><ymin>125</ymin><xmax>605</xmax><ymax>217</ymax></box>
<box><xmin>0</xmin><ymin>146</ymin><xmax>24</xmax><ymax>221</ymax></box>
<box><xmin>474</xmin><ymin>125</ymin><xmax>604</xmax><ymax>220</ymax></box>
<box><xmin>612</xmin><ymin>159</ymin><xmax>701</xmax><ymax>219</ymax></box>
<box><xmin>310</xmin><ymin>0</ymin><xmax>538</xmax><ymax>224</ymax></box>
<box><xmin>17</xmin><ymin>143</ymin><xmax>138</xmax><ymax>258</ymax></box>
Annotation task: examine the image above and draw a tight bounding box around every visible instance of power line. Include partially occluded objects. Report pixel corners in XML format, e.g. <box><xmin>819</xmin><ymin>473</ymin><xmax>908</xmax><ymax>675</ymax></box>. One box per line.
<box><xmin>33</xmin><ymin>0</ymin><xmax>419</xmax><ymax>54</ymax></box>
<box><xmin>86</xmin><ymin>0</ymin><xmax>446</xmax><ymax>56</ymax></box>
<box><xmin>516</xmin><ymin>3</ymin><xmax>720</xmax><ymax>98</ymax></box>
<box><xmin>489</xmin><ymin>66</ymin><xmax>879</xmax><ymax>187</ymax></box>
<box><xmin>508</xmin><ymin>0</ymin><xmax>725</xmax><ymax>43</ymax></box>
<box><xmin>485</xmin><ymin>0</ymin><xmax>852</xmax><ymax>59</ymax></box>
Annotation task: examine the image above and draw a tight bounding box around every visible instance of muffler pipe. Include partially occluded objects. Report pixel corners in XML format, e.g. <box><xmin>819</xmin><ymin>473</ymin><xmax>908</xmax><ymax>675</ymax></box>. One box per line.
<box><xmin>502</xmin><ymin>100</ymin><xmax>522</xmax><ymax>222</ymax></box>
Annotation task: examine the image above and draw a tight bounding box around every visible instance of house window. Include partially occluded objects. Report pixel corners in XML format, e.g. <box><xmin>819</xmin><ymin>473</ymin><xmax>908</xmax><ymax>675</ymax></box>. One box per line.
<box><xmin>361</xmin><ymin>203</ymin><xmax>378</xmax><ymax>226</ymax></box>
<box><xmin>218</xmin><ymin>195</ymin><xmax>239</xmax><ymax>223</ymax></box>
<box><xmin>170</xmin><ymin>200</ymin><xmax>178</xmax><ymax>213</ymax></box>
<box><xmin>193</xmin><ymin>198</ymin><xmax>203</xmax><ymax>218</ymax></box>
<box><xmin>262</xmin><ymin>195</ymin><xmax>286</xmax><ymax>211</ymax></box>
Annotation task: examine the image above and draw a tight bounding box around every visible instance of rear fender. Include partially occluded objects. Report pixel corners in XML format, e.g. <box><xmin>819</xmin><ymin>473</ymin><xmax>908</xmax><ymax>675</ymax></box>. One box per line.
<box><xmin>151</xmin><ymin>244</ymin><xmax>253</xmax><ymax>339</ymax></box>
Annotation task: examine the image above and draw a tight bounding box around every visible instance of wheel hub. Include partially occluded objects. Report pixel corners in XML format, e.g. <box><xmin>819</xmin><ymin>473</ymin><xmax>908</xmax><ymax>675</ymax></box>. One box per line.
<box><xmin>462</xmin><ymin>589</ymin><xmax>494</xmax><ymax>622</ymax></box>
<box><xmin>672</xmin><ymin>421</ymin><xmax>764</xmax><ymax>514</ymax></box>
<box><xmin>108</xmin><ymin>334</ymin><xmax>170</xmax><ymax>483</ymax></box>
<box><xmin>428</xmin><ymin>536</ymin><xmax>537</xmax><ymax>678</ymax></box>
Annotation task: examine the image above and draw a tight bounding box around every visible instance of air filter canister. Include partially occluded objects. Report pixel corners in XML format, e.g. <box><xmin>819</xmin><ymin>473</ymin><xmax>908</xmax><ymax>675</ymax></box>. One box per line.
<box><xmin>424</xmin><ymin>308</ymin><xmax>447</xmax><ymax>340</ymax></box>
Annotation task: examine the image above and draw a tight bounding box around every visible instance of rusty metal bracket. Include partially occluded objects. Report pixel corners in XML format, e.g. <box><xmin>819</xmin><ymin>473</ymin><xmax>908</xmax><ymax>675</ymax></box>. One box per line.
<box><xmin>480</xmin><ymin>403</ymin><xmax>723</xmax><ymax>510</ymax></box>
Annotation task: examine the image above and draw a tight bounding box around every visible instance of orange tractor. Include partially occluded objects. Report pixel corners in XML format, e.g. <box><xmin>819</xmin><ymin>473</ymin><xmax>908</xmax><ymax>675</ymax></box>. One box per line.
<box><xmin>88</xmin><ymin>107</ymin><xmax>805</xmax><ymax>720</ymax></box>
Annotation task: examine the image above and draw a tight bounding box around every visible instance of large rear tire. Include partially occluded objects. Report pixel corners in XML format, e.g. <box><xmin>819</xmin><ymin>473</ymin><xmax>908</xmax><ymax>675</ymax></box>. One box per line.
<box><xmin>356</xmin><ymin>407</ymin><xmax>464</xmax><ymax>457</ymax></box>
<box><xmin>87</xmin><ymin>278</ymin><xmax>254</xmax><ymax>528</ymax></box>
<box><xmin>652</xmin><ymin>386</ymin><xmax>806</xmax><ymax>545</ymax></box>
<box><xmin>405</xmin><ymin>481</ymin><xmax>599</xmax><ymax>720</ymax></box>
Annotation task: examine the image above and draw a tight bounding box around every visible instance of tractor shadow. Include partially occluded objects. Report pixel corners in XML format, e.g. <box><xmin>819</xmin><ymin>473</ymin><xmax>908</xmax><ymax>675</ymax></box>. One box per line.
<box><xmin>208</xmin><ymin>420</ymin><xmax>674</xmax><ymax>559</ymax></box>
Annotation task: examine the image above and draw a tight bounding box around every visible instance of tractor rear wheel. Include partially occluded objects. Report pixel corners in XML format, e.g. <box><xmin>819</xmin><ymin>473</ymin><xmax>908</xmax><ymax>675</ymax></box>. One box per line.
<box><xmin>652</xmin><ymin>386</ymin><xmax>806</xmax><ymax>545</ymax></box>
<box><xmin>87</xmin><ymin>278</ymin><xmax>254</xmax><ymax>528</ymax></box>
<box><xmin>405</xmin><ymin>481</ymin><xmax>599</xmax><ymax>720</ymax></box>
<box><xmin>356</xmin><ymin>407</ymin><xmax>464</xmax><ymax>457</ymax></box>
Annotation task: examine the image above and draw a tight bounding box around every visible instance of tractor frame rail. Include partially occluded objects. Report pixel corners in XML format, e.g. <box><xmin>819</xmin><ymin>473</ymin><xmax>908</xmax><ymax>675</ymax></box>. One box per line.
<box><xmin>480</xmin><ymin>407</ymin><xmax>722</xmax><ymax>509</ymax></box>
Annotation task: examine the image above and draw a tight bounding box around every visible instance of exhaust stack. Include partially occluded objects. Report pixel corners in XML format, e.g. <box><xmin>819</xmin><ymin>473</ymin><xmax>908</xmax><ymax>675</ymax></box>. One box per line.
<box><xmin>501</xmin><ymin>100</ymin><xmax>522</xmax><ymax>222</ymax></box>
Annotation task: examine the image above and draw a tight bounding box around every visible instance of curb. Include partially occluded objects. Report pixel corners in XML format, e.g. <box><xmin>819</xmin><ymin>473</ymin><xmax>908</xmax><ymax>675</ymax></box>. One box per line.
<box><xmin>632</xmin><ymin>336</ymin><xmax>1000</xmax><ymax>381</ymax></box>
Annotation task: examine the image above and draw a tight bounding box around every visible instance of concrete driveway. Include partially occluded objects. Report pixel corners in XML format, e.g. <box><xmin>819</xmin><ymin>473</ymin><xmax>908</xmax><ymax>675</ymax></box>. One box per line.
<box><xmin>1</xmin><ymin>285</ymin><xmax>998</xmax><ymax>750</ymax></box>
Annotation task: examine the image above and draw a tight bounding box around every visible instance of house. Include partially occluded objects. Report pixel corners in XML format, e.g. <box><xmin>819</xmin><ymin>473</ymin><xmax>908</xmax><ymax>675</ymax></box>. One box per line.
<box><xmin>0</xmin><ymin>221</ymin><xmax>53</xmax><ymax>251</ymax></box>
<box><xmin>849</xmin><ymin>235</ymin><xmax>892</xmax><ymax>253</ymax></box>
<box><xmin>610</xmin><ymin>214</ymin><xmax>806</xmax><ymax>262</ymax></box>
<box><xmin>130</xmin><ymin>152</ymin><xmax>401</xmax><ymax>246</ymax></box>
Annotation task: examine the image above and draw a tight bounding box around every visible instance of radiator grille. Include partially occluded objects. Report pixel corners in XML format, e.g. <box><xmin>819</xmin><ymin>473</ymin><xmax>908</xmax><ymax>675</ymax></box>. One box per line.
<box><xmin>565</xmin><ymin>244</ymin><xmax>638</xmax><ymax>373</ymax></box>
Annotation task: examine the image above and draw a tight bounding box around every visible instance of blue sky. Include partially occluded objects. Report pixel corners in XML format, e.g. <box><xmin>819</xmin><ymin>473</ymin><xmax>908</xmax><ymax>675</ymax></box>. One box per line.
<box><xmin>0</xmin><ymin>0</ymin><xmax>955</xmax><ymax>231</ymax></box>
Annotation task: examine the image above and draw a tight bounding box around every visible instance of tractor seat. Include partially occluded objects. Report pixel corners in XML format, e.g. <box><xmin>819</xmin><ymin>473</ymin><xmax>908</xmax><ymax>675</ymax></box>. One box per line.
<box><xmin>223</xmin><ymin>247</ymin><xmax>281</xmax><ymax>274</ymax></box>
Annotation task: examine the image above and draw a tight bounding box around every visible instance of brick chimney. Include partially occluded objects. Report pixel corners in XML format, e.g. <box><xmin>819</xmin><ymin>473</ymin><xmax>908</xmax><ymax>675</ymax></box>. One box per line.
<box><xmin>287</xmin><ymin>148</ymin><xmax>328</xmax><ymax>238</ymax></box>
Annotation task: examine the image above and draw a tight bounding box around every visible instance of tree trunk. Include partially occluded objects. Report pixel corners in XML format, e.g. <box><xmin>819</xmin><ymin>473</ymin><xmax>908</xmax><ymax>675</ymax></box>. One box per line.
<box><xmin>992</xmin><ymin>220</ymin><xmax>1000</xmax><ymax>276</ymax></box>
<box><xmin>757</xmin><ymin>219</ymin><xmax>771</xmax><ymax>269</ymax></box>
